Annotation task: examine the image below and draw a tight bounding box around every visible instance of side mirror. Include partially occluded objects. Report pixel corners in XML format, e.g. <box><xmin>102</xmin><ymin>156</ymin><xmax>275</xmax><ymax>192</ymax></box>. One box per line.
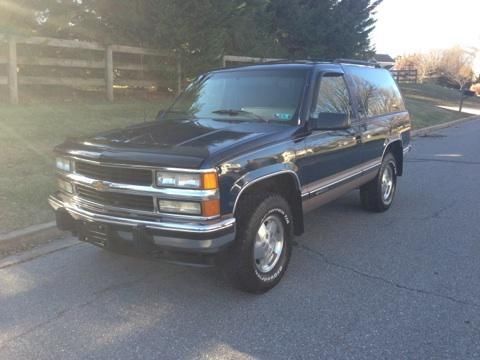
<box><xmin>309</xmin><ymin>112</ymin><xmax>351</xmax><ymax>130</ymax></box>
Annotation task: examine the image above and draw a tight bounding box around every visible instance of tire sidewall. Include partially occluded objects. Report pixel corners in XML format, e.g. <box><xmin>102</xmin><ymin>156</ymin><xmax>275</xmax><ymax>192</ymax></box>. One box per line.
<box><xmin>252</xmin><ymin>206</ymin><xmax>292</xmax><ymax>284</ymax></box>
<box><xmin>230</xmin><ymin>195</ymin><xmax>293</xmax><ymax>292</ymax></box>
<box><xmin>378</xmin><ymin>154</ymin><xmax>397</xmax><ymax>208</ymax></box>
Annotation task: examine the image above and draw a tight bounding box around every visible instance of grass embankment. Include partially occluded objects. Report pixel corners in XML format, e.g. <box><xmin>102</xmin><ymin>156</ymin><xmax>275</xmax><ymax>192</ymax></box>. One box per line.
<box><xmin>0</xmin><ymin>83</ymin><xmax>479</xmax><ymax>233</ymax></box>
<box><xmin>401</xmin><ymin>83</ymin><xmax>480</xmax><ymax>128</ymax></box>
<box><xmin>0</xmin><ymin>101</ymin><xmax>164</xmax><ymax>233</ymax></box>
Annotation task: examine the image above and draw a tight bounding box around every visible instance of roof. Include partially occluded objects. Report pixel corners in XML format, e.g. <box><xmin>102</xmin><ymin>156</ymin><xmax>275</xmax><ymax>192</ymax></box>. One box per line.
<box><xmin>372</xmin><ymin>54</ymin><xmax>395</xmax><ymax>63</ymax></box>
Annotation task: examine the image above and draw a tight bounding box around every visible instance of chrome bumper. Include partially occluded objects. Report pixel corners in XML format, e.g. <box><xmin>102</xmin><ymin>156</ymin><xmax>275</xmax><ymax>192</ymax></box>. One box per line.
<box><xmin>49</xmin><ymin>194</ymin><xmax>236</xmax><ymax>253</ymax></box>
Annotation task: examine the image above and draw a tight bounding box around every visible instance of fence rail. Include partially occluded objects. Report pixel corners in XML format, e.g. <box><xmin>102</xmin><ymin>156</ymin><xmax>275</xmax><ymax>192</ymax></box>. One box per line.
<box><xmin>390</xmin><ymin>69</ymin><xmax>418</xmax><ymax>84</ymax></box>
<box><xmin>0</xmin><ymin>34</ymin><xmax>180</xmax><ymax>104</ymax></box>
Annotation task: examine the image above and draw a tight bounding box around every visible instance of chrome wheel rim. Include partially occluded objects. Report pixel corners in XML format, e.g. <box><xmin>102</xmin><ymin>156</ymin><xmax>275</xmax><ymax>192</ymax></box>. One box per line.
<box><xmin>381</xmin><ymin>165</ymin><xmax>394</xmax><ymax>203</ymax></box>
<box><xmin>254</xmin><ymin>214</ymin><xmax>285</xmax><ymax>274</ymax></box>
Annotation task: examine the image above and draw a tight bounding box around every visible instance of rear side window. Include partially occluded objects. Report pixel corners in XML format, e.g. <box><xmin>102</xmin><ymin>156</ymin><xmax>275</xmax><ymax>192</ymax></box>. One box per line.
<box><xmin>311</xmin><ymin>73</ymin><xmax>351</xmax><ymax>120</ymax></box>
<box><xmin>347</xmin><ymin>66</ymin><xmax>406</xmax><ymax>117</ymax></box>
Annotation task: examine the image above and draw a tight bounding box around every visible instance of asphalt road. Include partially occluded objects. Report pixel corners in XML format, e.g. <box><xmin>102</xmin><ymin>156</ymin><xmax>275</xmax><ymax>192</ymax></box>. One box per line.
<box><xmin>1</xmin><ymin>120</ymin><xmax>480</xmax><ymax>360</ymax></box>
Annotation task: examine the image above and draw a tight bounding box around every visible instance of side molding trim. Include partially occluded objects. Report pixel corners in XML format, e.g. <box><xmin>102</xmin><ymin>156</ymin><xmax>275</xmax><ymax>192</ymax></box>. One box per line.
<box><xmin>301</xmin><ymin>160</ymin><xmax>381</xmax><ymax>199</ymax></box>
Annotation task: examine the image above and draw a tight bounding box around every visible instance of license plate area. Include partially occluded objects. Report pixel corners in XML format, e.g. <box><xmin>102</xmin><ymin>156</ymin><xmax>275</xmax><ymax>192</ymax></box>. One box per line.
<box><xmin>79</xmin><ymin>221</ymin><xmax>110</xmax><ymax>247</ymax></box>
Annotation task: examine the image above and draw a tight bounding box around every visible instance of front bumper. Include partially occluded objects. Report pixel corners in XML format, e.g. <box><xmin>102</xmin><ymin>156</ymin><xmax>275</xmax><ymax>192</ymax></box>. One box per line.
<box><xmin>49</xmin><ymin>194</ymin><xmax>236</xmax><ymax>254</ymax></box>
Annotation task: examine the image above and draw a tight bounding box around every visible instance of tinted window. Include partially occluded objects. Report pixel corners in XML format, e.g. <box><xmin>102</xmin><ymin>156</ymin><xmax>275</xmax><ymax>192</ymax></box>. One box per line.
<box><xmin>164</xmin><ymin>69</ymin><xmax>307</xmax><ymax>124</ymax></box>
<box><xmin>311</xmin><ymin>74</ymin><xmax>351</xmax><ymax>120</ymax></box>
<box><xmin>347</xmin><ymin>66</ymin><xmax>406</xmax><ymax>117</ymax></box>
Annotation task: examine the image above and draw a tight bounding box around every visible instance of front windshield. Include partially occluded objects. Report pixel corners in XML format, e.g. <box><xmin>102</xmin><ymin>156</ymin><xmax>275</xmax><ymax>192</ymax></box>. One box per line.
<box><xmin>164</xmin><ymin>69</ymin><xmax>308</xmax><ymax>125</ymax></box>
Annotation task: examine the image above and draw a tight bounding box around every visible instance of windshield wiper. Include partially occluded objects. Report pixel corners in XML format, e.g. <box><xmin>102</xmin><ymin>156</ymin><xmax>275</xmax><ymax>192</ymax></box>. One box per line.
<box><xmin>212</xmin><ymin>109</ymin><xmax>268</xmax><ymax>122</ymax></box>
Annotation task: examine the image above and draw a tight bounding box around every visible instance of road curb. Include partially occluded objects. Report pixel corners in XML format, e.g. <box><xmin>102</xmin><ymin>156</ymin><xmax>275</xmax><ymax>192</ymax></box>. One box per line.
<box><xmin>411</xmin><ymin>115</ymin><xmax>479</xmax><ymax>137</ymax></box>
<box><xmin>0</xmin><ymin>221</ymin><xmax>66</xmax><ymax>254</ymax></box>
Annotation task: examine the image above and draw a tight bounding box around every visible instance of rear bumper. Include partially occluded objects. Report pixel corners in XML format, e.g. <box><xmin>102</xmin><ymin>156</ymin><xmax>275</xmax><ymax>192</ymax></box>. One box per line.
<box><xmin>49</xmin><ymin>194</ymin><xmax>235</xmax><ymax>254</ymax></box>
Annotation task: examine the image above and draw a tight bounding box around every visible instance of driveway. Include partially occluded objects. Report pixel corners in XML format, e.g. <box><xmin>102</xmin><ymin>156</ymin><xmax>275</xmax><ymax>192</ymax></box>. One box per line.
<box><xmin>438</xmin><ymin>105</ymin><xmax>480</xmax><ymax>116</ymax></box>
<box><xmin>1</xmin><ymin>119</ymin><xmax>479</xmax><ymax>359</ymax></box>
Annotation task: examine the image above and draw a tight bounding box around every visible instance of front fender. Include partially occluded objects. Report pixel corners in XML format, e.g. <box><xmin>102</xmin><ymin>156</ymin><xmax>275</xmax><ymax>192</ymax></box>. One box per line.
<box><xmin>229</xmin><ymin>163</ymin><xmax>301</xmax><ymax>214</ymax></box>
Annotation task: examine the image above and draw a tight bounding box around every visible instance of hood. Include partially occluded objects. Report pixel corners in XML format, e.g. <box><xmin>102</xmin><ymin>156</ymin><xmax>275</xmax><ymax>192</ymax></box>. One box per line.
<box><xmin>56</xmin><ymin>118</ymin><xmax>296</xmax><ymax>169</ymax></box>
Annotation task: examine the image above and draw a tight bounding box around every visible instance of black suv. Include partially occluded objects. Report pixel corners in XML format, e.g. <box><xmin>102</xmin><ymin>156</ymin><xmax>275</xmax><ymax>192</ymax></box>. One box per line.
<box><xmin>50</xmin><ymin>60</ymin><xmax>411</xmax><ymax>293</ymax></box>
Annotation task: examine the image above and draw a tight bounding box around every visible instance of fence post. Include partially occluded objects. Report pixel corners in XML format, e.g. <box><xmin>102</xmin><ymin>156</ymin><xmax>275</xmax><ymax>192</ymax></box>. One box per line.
<box><xmin>105</xmin><ymin>45</ymin><xmax>114</xmax><ymax>102</ymax></box>
<box><xmin>176</xmin><ymin>54</ymin><xmax>182</xmax><ymax>96</ymax></box>
<box><xmin>8</xmin><ymin>36</ymin><xmax>19</xmax><ymax>104</ymax></box>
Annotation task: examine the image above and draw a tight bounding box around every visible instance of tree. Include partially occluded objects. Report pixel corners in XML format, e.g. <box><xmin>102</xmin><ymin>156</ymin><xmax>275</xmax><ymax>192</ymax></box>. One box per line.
<box><xmin>396</xmin><ymin>47</ymin><xmax>476</xmax><ymax>89</ymax></box>
<box><xmin>395</xmin><ymin>51</ymin><xmax>442</xmax><ymax>83</ymax></box>
<box><xmin>1</xmin><ymin>0</ymin><xmax>384</xmax><ymax>77</ymax></box>
<box><xmin>0</xmin><ymin>0</ymin><xmax>41</xmax><ymax>36</ymax></box>
<box><xmin>224</xmin><ymin>0</ymin><xmax>287</xmax><ymax>59</ymax></box>
<box><xmin>263</xmin><ymin>0</ymin><xmax>382</xmax><ymax>59</ymax></box>
<box><xmin>324</xmin><ymin>0</ymin><xmax>383</xmax><ymax>59</ymax></box>
<box><xmin>149</xmin><ymin>0</ymin><xmax>258</xmax><ymax>76</ymax></box>
<box><xmin>0</xmin><ymin>0</ymin><xmax>102</xmax><ymax>39</ymax></box>
<box><xmin>438</xmin><ymin>46</ymin><xmax>475</xmax><ymax>90</ymax></box>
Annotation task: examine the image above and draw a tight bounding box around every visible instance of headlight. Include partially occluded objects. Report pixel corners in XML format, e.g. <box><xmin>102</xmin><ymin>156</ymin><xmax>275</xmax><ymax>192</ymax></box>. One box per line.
<box><xmin>158</xmin><ymin>200</ymin><xmax>202</xmax><ymax>215</ymax></box>
<box><xmin>56</xmin><ymin>157</ymin><xmax>73</xmax><ymax>172</ymax></box>
<box><xmin>157</xmin><ymin>172</ymin><xmax>201</xmax><ymax>188</ymax></box>
<box><xmin>57</xmin><ymin>178</ymin><xmax>73</xmax><ymax>194</ymax></box>
<box><xmin>156</xmin><ymin>171</ymin><xmax>218</xmax><ymax>189</ymax></box>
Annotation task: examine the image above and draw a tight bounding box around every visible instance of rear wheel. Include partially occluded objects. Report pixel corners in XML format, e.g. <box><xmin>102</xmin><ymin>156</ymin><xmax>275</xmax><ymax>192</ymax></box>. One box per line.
<box><xmin>360</xmin><ymin>153</ymin><xmax>397</xmax><ymax>212</ymax></box>
<box><xmin>223</xmin><ymin>194</ymin><xmax>293</xmax><ymax>293</ymax></box>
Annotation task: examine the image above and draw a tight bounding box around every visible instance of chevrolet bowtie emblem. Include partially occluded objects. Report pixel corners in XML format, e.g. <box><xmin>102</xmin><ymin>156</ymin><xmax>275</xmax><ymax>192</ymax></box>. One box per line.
<box><xmin>92</xmin><ymin>180</ymin><xmax>110</xmax><ymax>192</ymax></box>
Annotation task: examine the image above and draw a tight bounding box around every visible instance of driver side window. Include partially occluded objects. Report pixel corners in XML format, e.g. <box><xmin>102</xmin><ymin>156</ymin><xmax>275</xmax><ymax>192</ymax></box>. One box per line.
<box><xmin>311</xmin><ymin>74</ymin><xmax>352</xmax><ymax>120</ymax></box>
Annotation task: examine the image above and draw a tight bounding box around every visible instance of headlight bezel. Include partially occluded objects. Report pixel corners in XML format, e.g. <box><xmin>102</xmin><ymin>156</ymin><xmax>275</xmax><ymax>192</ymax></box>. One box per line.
<box><xmin>55</xmin><ymin>157</ymin><xmax>73</xmax><ymax>173</ymax></box>
<box><xmin>156</xmin><ymin>171</ymin><xmax>202</xmax><ymax>189</ymax></box>
<box><xmin>155</xmin><ymin>170</ymin><xmax>218</xmax><ymax>190</ymax></box>
<box><xmin>158</xmin><ymin>199</ymin><xmax>202</xmax><ymax>216</ymax></box>
<box><xmin>155</xmin><ymin>170</ymin><xmax>220</xmax><ymax>217</ymax></box>
<box><xmin>57</xmin><ymin>178</ymin><xmax>74</xmax><ymax>194</ymax></box>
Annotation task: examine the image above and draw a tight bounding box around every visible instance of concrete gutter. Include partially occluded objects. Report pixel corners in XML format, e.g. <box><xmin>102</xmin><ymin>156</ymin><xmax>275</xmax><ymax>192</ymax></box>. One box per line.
<box><xmin>411</xmin><ymin>115</ymin><xmax>479</xmax><ymax>137</ymax></box>
<box><xmin>0</xmin><ymin>221</ymin><xmax>65</xmax><ymax>254</ymax></box>
<box><xmin>1</xmin><ymin>115</ymin><xmax>478</xmax><ymax>254</ymax></box>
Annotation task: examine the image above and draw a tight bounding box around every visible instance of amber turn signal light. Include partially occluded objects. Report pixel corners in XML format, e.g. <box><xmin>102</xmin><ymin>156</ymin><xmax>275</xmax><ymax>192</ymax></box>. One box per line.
<box><xmin>202</xmin><ymin>199</ymin><xmax>221</xmax><ymax>217</ymax></box>
<box><xmin>202</xmin><ymin>172</ymin><xmax>219</xmax><ymax>190</ymax></box>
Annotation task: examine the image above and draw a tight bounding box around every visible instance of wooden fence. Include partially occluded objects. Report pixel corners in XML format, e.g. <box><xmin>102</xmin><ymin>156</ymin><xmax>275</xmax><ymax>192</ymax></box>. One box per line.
<box><xmin>390</xmin><ymin>69</ymin><xmax>418</xmax><ymax>84</ymax></box>
<box><xmin>0</xmin><ymin>34</ymin><xmax>181</xmax><ymax>104</ymax></box>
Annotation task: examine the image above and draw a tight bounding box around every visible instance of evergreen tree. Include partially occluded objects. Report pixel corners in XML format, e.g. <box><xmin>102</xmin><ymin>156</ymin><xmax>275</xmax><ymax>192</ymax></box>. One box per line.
<box><xmin>1</xmin><ymin>0</ymin><xmax>383</xmax><ymax>74</ymax></box>
<box><xmin>264</xmin><ymin>0</ymin><xmax>382</xmax><ymax>59</ymax></box>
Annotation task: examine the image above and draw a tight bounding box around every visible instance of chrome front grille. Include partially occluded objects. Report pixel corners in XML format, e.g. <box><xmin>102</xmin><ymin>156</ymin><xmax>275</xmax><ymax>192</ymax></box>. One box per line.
<box><xmin>60</xmin><ymin>158</ymin><xmax>219</xmax><ymax>220</ymax></box>
<box><xmin>76</xmin><ymin>184</ymin><xmax>154</xmax><ymax>212</ymax></box>
<box><xmin>75</xmin><ymin>161</ymin><xmax>153</xmax><ymax>186</ymax></box>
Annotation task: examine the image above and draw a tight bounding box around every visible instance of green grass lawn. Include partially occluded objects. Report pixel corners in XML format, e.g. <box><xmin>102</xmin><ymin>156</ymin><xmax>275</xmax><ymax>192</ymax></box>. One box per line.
<box><xmin>0</xmin><ymin>101</ymin><xmax>165</xmax><ymax>234</ymax></box>
<box><xmin>0</xmin><ymin>83</ymin><xmax>479</xmax><ymax>233</ymax></box>
<box><xmin>400</xmin><ymin>83</ymin><xmax>480</xmax><ymax>128</ymax></box>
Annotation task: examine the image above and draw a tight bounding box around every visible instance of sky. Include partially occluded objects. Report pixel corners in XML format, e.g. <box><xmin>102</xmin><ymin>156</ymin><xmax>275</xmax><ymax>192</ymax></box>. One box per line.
<box><xmin>371</xmin><ymin>0</ymin><xmax>480</xmax><ymax>71</ymax></box>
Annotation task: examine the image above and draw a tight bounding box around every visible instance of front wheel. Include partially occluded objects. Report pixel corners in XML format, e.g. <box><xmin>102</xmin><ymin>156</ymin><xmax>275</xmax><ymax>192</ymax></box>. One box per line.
<box><xmin>360</xmin><ymin>153</ymin><xmax>397</xmax><ymax>212</ymax></box>
<box><xmin>223</xmin><ymin>194</ymin><xmax>293</xmax><ymax>293</ymax></box>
